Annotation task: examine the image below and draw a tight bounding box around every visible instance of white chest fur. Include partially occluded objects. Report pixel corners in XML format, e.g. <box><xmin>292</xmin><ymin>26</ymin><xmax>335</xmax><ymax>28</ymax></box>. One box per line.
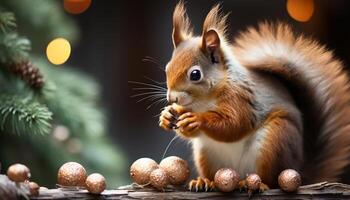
<box><xmin>191</xmin><ymin>127</ymin><xmax>267</xmax><ymax>178</ymax></box>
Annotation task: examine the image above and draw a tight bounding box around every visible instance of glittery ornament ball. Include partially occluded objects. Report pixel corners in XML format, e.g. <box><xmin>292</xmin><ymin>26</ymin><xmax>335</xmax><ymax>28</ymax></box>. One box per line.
<box><xmin>85</xmin><ymin>173</ymin><xmax>106</xmax><ymax>194</ymax></box>
<box><xmin>150</xmin><ymin>168</ymin><xmax>169</xmax><ymax>190</ymax></box>
<box><xmin>214</xmin><ymin>168</ymin><xmax>240</xmax><ymax>192</ymax></box>
<box><xmin>29</xmin><ymin>182</ymin><xmax>40</xmax><ymax>196</ymax></box>
<box><xmin>246</xmin><ymin>174</ymin><xmax>262</xmax><ymax>191</ymax></box>
<box><xmin>7</xmin><ymin>163</ymin><xmax>31</xmax><ymax>182</ymax></box>
<box><xmin>159</xmin><ymin>156</ymin><xmax>190</xmax><ymax>185</ymax></box>
<box><xmin>57</xmin><ymin>162</ymin><xmax>87</xmax><ymax>187</ymax></box>
<box><xmin>278</xmin><ymin>169</ymin><xmax>301</xmax><ymax>192</ymax></box>
<box><xmin>130</xmin><ymin>158</ymin><xmax>158</xmax><ymax>185</ymax></box>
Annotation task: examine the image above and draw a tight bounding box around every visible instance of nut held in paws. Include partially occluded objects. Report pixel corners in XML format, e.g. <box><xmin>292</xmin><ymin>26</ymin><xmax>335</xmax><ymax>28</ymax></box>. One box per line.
<box><xmin>214</xmin><ymin>168</ymin><xmax>240</xmax><ymax>192</ymax></box>
<box><xmin>130</xmin><ymin>158</ymin><xmax>158</xmax><ymax>185</ymax></box>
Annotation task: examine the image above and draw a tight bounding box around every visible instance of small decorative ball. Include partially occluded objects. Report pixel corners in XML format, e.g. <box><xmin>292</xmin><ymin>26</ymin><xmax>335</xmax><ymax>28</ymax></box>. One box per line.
<box><xmin>150</xmin><ymin>168</ymin><xmax>169</xmax><ymax>190</ymax></box>
<box><xmin>159</xmin><ymin>156</ymin><xmax>190</xmax><ymax>185</ymax></box>
<box><xmin>130</xmin><ymin>158</ymin><xmax>158</xmax><ymax>185</ymax></box>
<box><xmin>85</xmin><ymin>173</ymin><xmax>106</xmax><ymax>194</ymax></box>
<box><xmin>246</xmin><ymin>174</ymin><xmax>262</xmax><ymax>191</ymax></box>
<box><xmin>214</xmin><ymin>168</ymin><xmax>240</xmax><ymax>192</ymax></box>
<box><xmin>29</xmin><ymin>182</ymin><xmax>40</xmax><ymax>196</ymax></box>
<box><xmin>7</xmin><ymin>163</ymin><xmax>31</xmax><ymax>182</ymax></box>
<box><xmin>278</xmin><ymin>169</ymin><xmax>301</xmax><ymax>192</ymax></box>
<box><xmin>57</xmin><ymin>162</ymin><xmax>87</xmax><ymax>187</ymax></box>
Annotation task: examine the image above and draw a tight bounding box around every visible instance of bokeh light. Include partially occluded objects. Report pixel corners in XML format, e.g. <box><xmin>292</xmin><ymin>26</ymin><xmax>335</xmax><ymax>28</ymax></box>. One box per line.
<box><xmin>287</xmin><ymin>0</ymin><xmax>314</xmax><ymax>22</ymax></box>
<box><xmin>63</xmin><ymin>0</ymin><xmax>92</xmax><ymax>14</ymax></box>
<box><xmin>46</xmin><ymin>38</ymin><xmax>71</xmax><ymax>65</ymax></box>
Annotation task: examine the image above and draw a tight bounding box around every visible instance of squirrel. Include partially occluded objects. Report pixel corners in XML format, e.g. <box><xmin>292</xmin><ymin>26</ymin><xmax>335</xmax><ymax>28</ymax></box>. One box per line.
<box><xmin>159</xmin><ymin>1</ymin><xmax>350</xmax><ymax>191</ymax></box>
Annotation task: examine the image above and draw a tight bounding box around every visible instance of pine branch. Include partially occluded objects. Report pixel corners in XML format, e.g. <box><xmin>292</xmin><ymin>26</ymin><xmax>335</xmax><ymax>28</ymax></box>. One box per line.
<box><xmin>7</xmin><ymin>61</ymin><xmax>44</xmax><ymax>88</ymax></box>
<box><xmin>0</xmin><ymin>95</ymin><xmax>52</xmax><ymax>135</ymax></box>
<box><xmin>0</xmin><ymin>33</ymin><xmax>30</xmax><ymax>63</ymax></box>
<box><xmin>1</xmin><ymin>0</ymin><xmax>79</xmax><ymax>52</ymax></box>
<box><xmin>0</xmin><ymin>11</ymin><xmax>16</xmax><ymax>33</ymax></box>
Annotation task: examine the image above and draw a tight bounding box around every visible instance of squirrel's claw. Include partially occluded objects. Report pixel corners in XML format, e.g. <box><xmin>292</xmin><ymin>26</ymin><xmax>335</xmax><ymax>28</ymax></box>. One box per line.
<box><xmin>239</xmin><ymin>179</ymin><xmax>269</xmax><ymax>198</ymax></box>
<box><xmin>159</xmin><ymin>105</ymin><xmax>178</xmax><ymax>130</ymax></box>
<box><xmin>259</xmin><ymin>183</ymin><xmax>269</xmax><ymax>193</ymax></box>
<box><xmin>238</xmin><ymin>180</ymin><xmax>247</xmax><ymax>192</ymax></box>
<box><xmin>188</xmin><ymin>177</ymin><xmax>215</xmax><ymax>192</ymax></box>
<box><xmin>176</xmin><ymin>112</ymin><xmax>201</xmax><ymax>137</ymax></box>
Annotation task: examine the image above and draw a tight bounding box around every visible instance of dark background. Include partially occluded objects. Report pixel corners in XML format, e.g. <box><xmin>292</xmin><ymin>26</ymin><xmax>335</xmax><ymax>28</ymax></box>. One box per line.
<box><xmin>66</xmin><ymin>0</ymin><xmax>350</xmax><ymax>178</ymax></box>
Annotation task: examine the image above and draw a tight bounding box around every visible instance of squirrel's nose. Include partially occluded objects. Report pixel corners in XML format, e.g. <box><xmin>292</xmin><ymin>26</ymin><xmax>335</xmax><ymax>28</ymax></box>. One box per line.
<box><xmin>168</xmin><ymin>93</ymin><xmax>178</xmax><ymax>104</ymax></box>
<box><xmin>168</xmin><ymin>96</ymin><xmax>178</xmax><ymax>104</ymax></box>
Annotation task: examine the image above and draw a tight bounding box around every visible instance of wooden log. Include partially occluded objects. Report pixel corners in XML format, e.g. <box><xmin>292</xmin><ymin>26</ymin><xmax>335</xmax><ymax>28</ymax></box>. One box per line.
<box><xmin>28</xmin><ymin>182</ymin><xmax>350</xmax><ymax>200</ymax></box>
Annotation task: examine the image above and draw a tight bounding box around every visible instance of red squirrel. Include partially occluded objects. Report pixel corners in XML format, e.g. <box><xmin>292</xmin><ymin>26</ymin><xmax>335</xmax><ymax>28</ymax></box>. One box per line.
<box><xmin>159</xmin><ymin>2</ymin><xmax>350</xmax><ymax>191</ymax></box>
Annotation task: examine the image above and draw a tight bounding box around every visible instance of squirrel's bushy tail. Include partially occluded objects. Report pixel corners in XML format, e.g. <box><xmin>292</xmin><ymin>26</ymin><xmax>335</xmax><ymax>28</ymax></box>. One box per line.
<box><xmin>233</xmin><ymin>22</ymin><xmax>350</xmax><ymax>183</ymax></box>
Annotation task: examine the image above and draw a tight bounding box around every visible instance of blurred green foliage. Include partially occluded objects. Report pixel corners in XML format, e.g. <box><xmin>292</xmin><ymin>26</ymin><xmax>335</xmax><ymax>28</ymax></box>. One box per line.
<box><xmin>0</xmin><ymin>0</ymin><xmax>126</xmax><ymax>188</ymax></box>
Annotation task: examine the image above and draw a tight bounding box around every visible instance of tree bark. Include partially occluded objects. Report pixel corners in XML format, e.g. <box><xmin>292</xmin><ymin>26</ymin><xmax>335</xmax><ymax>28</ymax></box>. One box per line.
<box><xmin>29</xmin><ymin>182</ymin><xmax>350</xmax><ymax>200</ymax></box>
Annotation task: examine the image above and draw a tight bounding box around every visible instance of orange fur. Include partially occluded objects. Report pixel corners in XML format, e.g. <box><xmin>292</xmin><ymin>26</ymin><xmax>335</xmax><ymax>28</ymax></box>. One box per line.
<box><xmin>202</xmin><ymin>4</ymin><xmax>229</xmax><ymax>38</ymax></box>
<box><xmin>161</xmin><ymin>3</ymin><xmax>350</xmax><ymax>187</ymax></box>
<box><xmin>233</xmin><ymin>22</ymin><xmax>350</xmax><ymax>183</ymax></box>
<box><xmin>198</xmin><ymin>82</ymin><xmax>257</xmax><ymax>142</ymax></box>
<box><xmin>256</xmin><ymin>109</ymin><xmax>303</xmax><ymax>187</ymax></box>
<box><xmin>172</xmin><ymin>1</ymin><xmax>193</xmax><ymax>47</ymax></box>
<box><xmin>166</xmin><ymin>45</ymin><xmax>200</xmax><ymax>90</ymax></box>
<box><xmin>195</xmin><ymin>150</ymin><xmax>216</xmax><ymax>180</ymax></box>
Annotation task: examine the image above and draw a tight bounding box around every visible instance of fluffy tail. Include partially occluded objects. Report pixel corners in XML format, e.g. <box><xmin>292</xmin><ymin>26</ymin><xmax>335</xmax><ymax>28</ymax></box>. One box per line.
<box><xmin>233</xmin><ymin>22</ymin><xmax>350</xmax><ymax>183</ymax></box>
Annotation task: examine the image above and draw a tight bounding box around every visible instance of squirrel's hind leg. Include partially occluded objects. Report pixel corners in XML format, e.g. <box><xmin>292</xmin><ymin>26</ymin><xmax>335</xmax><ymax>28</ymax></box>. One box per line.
<box><xmin>256</xmin><ymin>109</ymin><xmax>303</xmax><ymax>187</ymax></box>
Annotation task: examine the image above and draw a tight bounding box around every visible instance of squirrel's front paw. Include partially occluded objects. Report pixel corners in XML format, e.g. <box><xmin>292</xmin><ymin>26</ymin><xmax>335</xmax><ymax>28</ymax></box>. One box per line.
<box><xmin>176</xmin><ymin>112</ymin><xmax>201</xmax><ymax>137</ymax></box>
<box><xmin>159</xmin><ymin>105</ymin><xmax>178</xmax><ymax>130</ymax></box>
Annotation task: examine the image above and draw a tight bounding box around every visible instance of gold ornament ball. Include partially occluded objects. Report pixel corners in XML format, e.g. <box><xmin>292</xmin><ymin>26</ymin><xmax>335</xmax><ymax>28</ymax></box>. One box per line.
<box><xmin>130</xmin><ymin>158</ymin><xmax>158</xmax><ymax>185</ymax></box>
<box><xmin>246</xmin><ymin>174</ymin><xmax>262</xmax><ymax>191</ymax></box>
<box><xmin>29</xmin><ymin>182</ymin><xmax>40</xmax><ymax>196</ymax></box>
<box><xmin>7</xmin><ymin>163</ymin><xmax>31</xmax><ymax>182</ymax></box>
<box><xmin>150</xmin><ymin>168</ymin><xmax>169</xmax><ymax>190</ymax></box>
<box><xmin>57</xmin><ymin>162</ymin><xmax>87</xmax><ymax>187</ymax></box>
<box><xmin>278</xmin><ymin>169</ymin><xmax>301</xmax><ymax>192</ymax></box>
<box><xmin>85</xmin><ymin>173</ymin><xmax>106</xmax><ymax>194</ymax></box>
<box><xmin>159</xmin><ymin>156</ymin><xmax>190</xmax><ymax>185</ymax></box>
<box><xmin>214</xmin><ymin>168</ymin><xmax>240</xmax><ymax>192</ymax></box>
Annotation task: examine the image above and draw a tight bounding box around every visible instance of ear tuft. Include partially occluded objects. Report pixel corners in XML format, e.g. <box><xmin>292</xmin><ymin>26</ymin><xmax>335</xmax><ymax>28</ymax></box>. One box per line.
<box><xmin>202</xmin><ymin>3</ymin><xmax>229</xmax><ymax>38</ymax></box>
<box><xmin>172</xmin><ymin>1</ymin><xmax>192</xmax><ymax>48</ymax></box>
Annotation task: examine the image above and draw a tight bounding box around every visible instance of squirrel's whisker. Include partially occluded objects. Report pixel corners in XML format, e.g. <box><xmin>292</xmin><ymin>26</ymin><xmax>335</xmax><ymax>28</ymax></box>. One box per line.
<box><xmin>136</xmin><ymin>94</ymin><xmax>166</xmax><ymax>103</ymax></box>
<box><xmin>128</xmin><ymin>81</ymin><xmax>166</xmax><ymax>91</ymax></box>
<box><xmin>143</xmin><ymin>76</ymin><xmax>167</xmax><ymax>85</ymax></box>
<box><xmin>132</xmin><ymin>87</ymin><xmax>166</xmax><ymax>92</ymax></box>
<box><xmin>146</xmin><ymin>97</ymin><xmax>167</xmax><ymax>110</ymax></box>
<box><xmin>131</xmin><ymin>91</ymin><xmax>166</xmax><ymax>98</ymax></box>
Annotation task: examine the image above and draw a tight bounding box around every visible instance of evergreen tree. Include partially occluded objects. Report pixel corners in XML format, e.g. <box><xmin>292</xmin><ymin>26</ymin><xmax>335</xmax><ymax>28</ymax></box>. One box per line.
<box><xmin>0</xmin><ymin>0</ymin><xmax>126</xmax><ymax>187</ymax></box>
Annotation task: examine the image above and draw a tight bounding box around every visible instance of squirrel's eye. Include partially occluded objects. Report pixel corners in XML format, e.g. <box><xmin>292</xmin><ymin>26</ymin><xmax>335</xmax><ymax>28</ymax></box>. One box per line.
<box><xmin>189</xmin><ymin>69</ymin><xmax>202</xmax><ymax>82</ymax></box>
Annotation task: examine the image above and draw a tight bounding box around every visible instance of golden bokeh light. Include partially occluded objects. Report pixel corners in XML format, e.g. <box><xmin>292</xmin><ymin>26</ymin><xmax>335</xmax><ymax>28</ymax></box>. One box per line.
<box><xmin>287</xmin><ymin>0</ymin><xmax>314</xmax><ymax>22</ymax></box>
<box><xmin>46</xmin><ymin>38</ymin><xmax>71</xmax><ymax>65</ymax></box>
<box><xmin>64</xmin><ymin>0</ymin><xmax>92</xmax><ymax>14</ymax></box>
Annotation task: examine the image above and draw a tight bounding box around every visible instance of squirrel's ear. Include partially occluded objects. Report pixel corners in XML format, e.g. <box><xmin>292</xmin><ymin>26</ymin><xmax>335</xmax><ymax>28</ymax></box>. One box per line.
<box><xmin>172</xmin><ymin>1</ymin><xmax>192</xmax><ymax>48</ymax></box>
<box><xmin>202</xmin><ymin>29</ymin><xmax>220</xmax><ymax>53</ymax></box>
<box><xmin>201</xmin><ymin>3</ymin><xmax>228</xmax><ymax>63</ymax></box>
<box><xmin>202</xmin><ymin>29</ymin><xmax>221</xmax><ymax>63</ymax></box>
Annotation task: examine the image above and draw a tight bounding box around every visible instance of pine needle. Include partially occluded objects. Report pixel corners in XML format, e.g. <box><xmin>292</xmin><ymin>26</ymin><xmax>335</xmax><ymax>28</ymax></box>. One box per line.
<box><xmin>0</xmin><ymin>95</ymin><xmax>52</xmax><ymax>135</ymax></box>
<box><xmin>0</xmin><ymin>11</ymin><xmax>16</xmax><ymax>33</ymax></box>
